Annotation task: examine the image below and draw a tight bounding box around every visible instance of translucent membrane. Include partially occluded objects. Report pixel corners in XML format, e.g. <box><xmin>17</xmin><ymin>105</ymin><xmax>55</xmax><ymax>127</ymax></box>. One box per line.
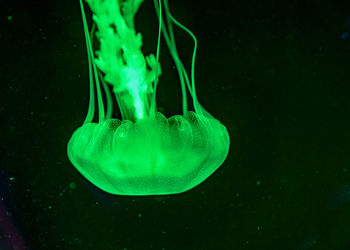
<box><xmin>68</xmin><ymin>111</ymin><xmax>229</xmax><ymax>195</ymax></box>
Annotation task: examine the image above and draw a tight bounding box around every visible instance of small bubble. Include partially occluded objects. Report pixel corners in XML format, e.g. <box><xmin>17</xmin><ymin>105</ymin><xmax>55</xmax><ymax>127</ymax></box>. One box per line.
<box><xmin>340</xmin><ymin>31</ymin><xmax>349</xmax><ymax>40</ymax></box>
<box><xmin>69</xmin><ymin>182</ymin><xmax>76</xmax><ymax>190</ymax></box>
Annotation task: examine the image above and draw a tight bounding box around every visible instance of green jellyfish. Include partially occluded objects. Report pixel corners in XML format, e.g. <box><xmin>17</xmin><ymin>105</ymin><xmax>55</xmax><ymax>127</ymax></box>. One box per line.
<box><xmin>67</xmin><ymin>0</ymin><xmax>230</xmax><ymax>195</ymax></box>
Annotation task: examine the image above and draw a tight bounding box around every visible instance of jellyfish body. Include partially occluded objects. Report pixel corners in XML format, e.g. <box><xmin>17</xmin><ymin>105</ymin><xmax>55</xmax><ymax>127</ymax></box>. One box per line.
<box><xmin>68</xmin><ymin>0</ymin><xmax>230</xmax><ymax>195</ymax></box>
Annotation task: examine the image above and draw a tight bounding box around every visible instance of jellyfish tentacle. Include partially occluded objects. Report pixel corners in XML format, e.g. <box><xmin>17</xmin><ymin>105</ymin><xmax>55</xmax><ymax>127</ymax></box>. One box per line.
<box><xmin>155</xmin><ymin>0</ymin><xmax>209</xmax><ymax>117</ymax></box>
<box><xmin>80</xmin><ymin>0</ymin><xmax>95</xmax><ymax>124</ymax></box>
<box><xmin>150</xmin><ymin>0</ymin><xmax>162</xmax><ymax>116</ymax></box>
<box><xmin>165</xmin><ymin>8</ymin><xmax>201</xmax><ymax>112</ymax></box>
<box><xmin>80</xmin><ymin>0</ymin><xmax>105</xmax><ymax>123</ymax></box>
<box><xmin>153</xmin><ymin>0</ymin><xmax>189</xmax><ymax>115</ymax></box>
<box><xmin>90</xmin><ymin>21</ymin><xmax>113</xmax><ymax>120</ymax></box>
<box><xmin>154</xmin><ymin>0</ymin><xmax>202</xmax><ymax>115</ymax></box>
<box><xmin>99</xmin><ymin>71</ymin><xmax>113</xmax><ymax>119</ymax></box>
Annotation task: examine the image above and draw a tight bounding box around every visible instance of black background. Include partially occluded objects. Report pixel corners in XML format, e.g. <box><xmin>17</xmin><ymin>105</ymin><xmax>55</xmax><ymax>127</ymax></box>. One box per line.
<box><xmin>1</xmin><ymin>0</ymin><xmax>350</xmax><ymax>249</ymax></box>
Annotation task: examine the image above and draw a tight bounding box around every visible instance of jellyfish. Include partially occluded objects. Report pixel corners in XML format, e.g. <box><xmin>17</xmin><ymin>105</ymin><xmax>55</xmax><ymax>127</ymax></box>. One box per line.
<box><xmin>67</xmin><ymin>0</ymin><xmax>230</xmax><ymax>195</ymax></box>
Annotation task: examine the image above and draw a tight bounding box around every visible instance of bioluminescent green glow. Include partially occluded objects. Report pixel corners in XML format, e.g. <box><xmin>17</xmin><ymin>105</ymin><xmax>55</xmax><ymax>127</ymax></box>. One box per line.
<box><xmin>67</xmin><ymin>0</ymin><xmax>230</xmax><ymax>195</ymax></box>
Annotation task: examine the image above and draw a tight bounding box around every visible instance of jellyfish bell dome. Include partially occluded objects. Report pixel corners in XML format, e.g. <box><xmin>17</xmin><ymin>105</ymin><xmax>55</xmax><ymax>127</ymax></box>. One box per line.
<box><xmin>68</xmin><ymin>111</ymin><xmax>229</xmax><ymax>195</ymax></box>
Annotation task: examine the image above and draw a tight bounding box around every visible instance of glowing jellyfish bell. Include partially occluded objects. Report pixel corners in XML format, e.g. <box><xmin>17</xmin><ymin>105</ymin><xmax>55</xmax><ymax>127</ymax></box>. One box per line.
<box><xmin>67</xmin><ymin>0</ymin><xmax>230</xmax><ymax>195</ymax></box>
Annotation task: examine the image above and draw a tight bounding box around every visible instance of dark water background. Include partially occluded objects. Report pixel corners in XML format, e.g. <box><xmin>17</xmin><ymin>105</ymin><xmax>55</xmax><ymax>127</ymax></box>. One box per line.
<box><xmin>1</xmin><ymin>0</ymin><xmax>350</xmax><ymax>249</ymax></box>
